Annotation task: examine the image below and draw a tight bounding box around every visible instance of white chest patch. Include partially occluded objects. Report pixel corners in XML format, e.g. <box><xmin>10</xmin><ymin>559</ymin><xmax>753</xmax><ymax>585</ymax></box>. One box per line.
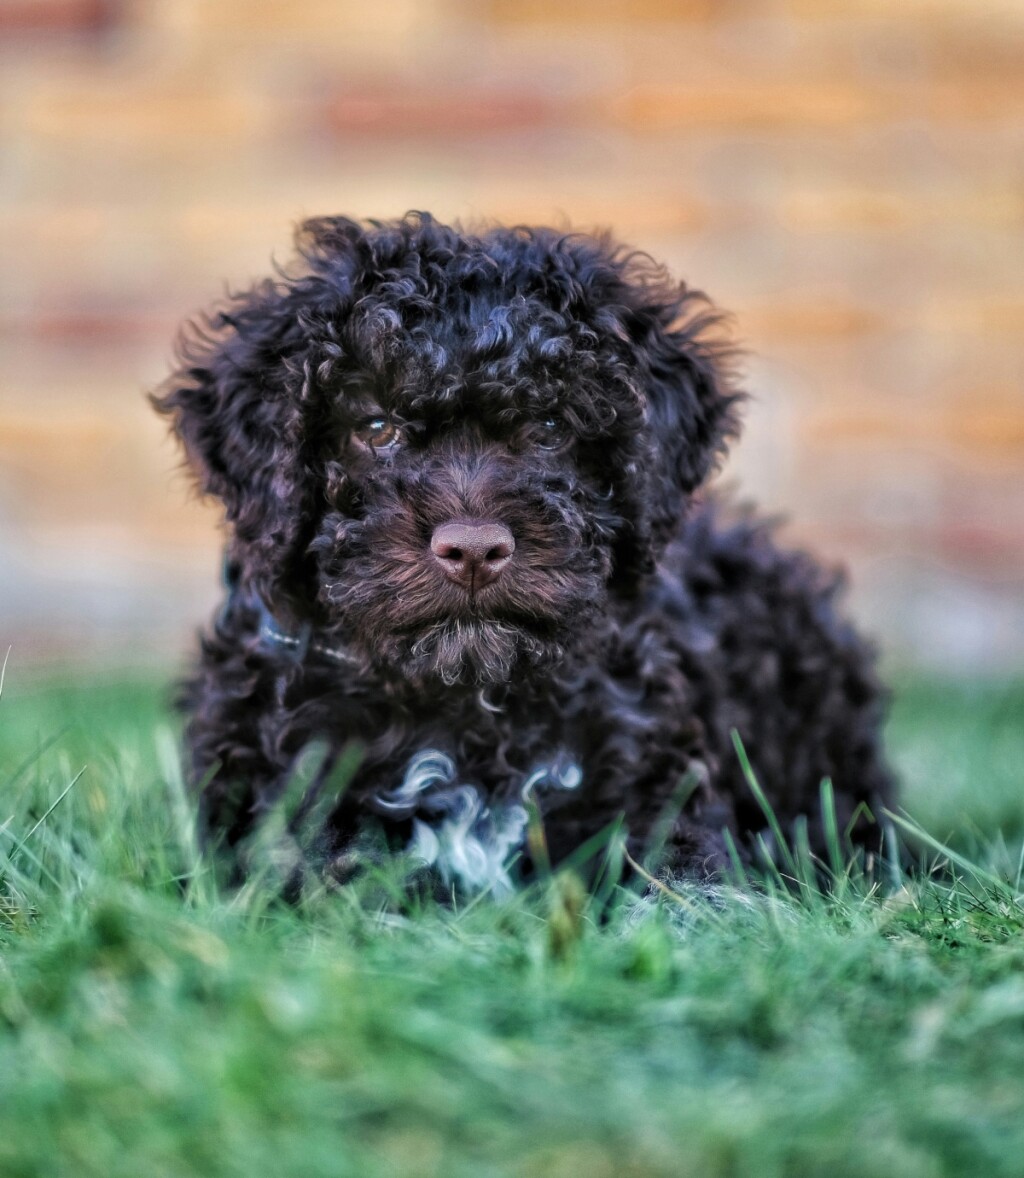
<box><xmin>373</xmin><ymin>749</ymin><xmax>583</xmax><ymax>897</ymax></box>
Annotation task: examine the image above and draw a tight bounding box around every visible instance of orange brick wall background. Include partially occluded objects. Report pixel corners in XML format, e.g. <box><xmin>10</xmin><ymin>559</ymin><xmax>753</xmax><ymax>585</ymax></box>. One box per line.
<box><xmin>1</xmin><ymin>0</ymin><xmax>1023</xmax><ymax>673</ymax></box>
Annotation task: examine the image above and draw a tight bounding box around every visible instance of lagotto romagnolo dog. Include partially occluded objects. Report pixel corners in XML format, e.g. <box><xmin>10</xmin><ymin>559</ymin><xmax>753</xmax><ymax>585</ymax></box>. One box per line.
<box><xmin>155</xmin><ymin>212</ymin><xmax>894</xmax><ymax>895</ymax></box>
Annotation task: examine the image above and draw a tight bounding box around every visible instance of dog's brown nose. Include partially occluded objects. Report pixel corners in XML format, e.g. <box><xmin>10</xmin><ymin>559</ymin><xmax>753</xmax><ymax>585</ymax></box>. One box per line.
<box><xmin>430</xmin><ymin>520</ymin><xmax>515</xmax><ymax>591</ymax></box>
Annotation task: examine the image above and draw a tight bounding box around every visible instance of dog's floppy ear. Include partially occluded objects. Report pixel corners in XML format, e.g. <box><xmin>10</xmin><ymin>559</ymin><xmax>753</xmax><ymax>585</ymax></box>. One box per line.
<box><xmin>152</xmin><ymin>278</ymin><xmax>317</xmax><ymax>610</ymax></box>
<box><xmin>624</xmin><ymin>280</ymin><xmax>742</xmax><ymax>545</ymax></box>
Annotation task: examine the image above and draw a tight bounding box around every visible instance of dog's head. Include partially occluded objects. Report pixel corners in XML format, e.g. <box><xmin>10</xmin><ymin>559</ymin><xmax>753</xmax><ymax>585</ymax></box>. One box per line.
<box><xmin>155</xmin><ymin>213</ymin><xmax>740</xmax><ymax>686</ymax></box>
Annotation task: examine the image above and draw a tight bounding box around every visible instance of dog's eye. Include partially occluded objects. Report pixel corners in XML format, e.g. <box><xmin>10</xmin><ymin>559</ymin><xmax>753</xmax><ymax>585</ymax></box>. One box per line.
<box><xmin>536</xmin><ymin>418</ymin><xmax>568</xmax><ymax>451</ymax></box>
<box><xmin>355</xmin><ymin>418</ymin><xmax>402</xmax><ymax>451</ymax></box>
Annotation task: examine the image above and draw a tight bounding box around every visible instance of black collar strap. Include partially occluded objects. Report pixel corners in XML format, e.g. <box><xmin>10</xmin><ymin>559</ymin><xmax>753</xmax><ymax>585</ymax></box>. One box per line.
<box><xmin>255</xmin><ymin>596</ymin><xmax>357</xmax><ymax>667</ymax></box>
<box><xmin>223</xmin><ymin>558</ymin><xmax>357</xmax><ymax>668</ymax></box>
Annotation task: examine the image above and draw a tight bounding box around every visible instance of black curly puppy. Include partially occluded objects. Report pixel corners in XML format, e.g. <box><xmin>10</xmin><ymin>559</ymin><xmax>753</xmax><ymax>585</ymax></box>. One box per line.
<box><xmin>155</xmin><ymin>212</ymin><xmax>893</xmax><ymax>894</ymax></box>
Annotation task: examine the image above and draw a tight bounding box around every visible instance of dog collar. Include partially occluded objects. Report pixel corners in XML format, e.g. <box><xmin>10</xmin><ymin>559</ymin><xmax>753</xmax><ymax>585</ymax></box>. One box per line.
<box><xmin>255</xmin><ymin>597</ymin><xmax>357</xmax><ymax>667</ymax></box>
<box><xmin>223</xmin><ymin>558</ymin><xmax>357</xmax><ymax>668</ymax></box>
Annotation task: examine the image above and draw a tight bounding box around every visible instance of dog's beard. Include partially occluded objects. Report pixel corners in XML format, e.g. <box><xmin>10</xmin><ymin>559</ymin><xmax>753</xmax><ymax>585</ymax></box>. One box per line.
<box><xmin>322</xmin><ymin>589</ymin><xmax>584</xmax><ymax>687</ymax></box>
<box><xmin>407</xmin><ymin>617</ymin><xmax>558</xmax><ymax>686</ymax></box>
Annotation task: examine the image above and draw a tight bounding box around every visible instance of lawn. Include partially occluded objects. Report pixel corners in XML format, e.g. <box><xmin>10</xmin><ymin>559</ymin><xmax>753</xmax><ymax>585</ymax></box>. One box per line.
<box><xmin>1</xmin><ymin>667</ymin><xmax>1023</xmax><ymax>1178</ymax></box>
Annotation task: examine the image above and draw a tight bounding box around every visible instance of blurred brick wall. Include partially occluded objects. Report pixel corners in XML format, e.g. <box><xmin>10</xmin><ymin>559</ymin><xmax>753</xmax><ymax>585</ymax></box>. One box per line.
<box><xmin>1</xmin><ymin>0</ymin><xmax>1023</xmax><ymax>671</ymax></box>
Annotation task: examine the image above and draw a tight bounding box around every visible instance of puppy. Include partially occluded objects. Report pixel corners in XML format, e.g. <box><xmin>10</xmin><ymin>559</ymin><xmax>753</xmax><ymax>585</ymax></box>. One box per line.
<box><xmin>155</xmin><ymin>213</ymin><xmax>894</xmax><ymax>894</ymax></box>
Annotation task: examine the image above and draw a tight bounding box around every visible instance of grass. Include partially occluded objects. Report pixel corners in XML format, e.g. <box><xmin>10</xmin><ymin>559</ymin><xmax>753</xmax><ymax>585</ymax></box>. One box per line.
<box><xmin>2</xmin><ymin>669</ymin><xmax>1024</xmax><ymax>1177</ymax></box>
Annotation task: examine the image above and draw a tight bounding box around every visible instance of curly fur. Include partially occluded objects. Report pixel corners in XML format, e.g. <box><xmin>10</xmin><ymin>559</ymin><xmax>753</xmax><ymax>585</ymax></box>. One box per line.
<box><xmin>154</xmin><ymin>212</ymin><xmax>894</xmax><ymax>891</ymax></box>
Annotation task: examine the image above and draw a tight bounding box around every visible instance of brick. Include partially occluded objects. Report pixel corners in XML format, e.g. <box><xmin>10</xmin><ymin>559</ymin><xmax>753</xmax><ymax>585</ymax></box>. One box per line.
<box><xmin>610</xmin><ymin>79</ymin><xmax>1024</xmax><ymax>131</ymax></box>
<box><xmin>787</xmin><ymin>0</ymin><xmax>1024</xmax><ymax>19</ymax></box>
<box><xmin>741</xmin><ymin>301</ymin><xmax>886</xmax><ymax>340</ymax></box>
<box><xmin>181</xmin><ymin>0</ymin><xmax>434</xmax><ymax>40</ymax></box>
<box><xmin>0</xmin><ymin>0</ymin><xmax>120</xmax><ymax>34</ymax></box>
<box><xmin>781</xmin><ymin>188</ymin><xmax>1024</xmax><ymax>231</ymax></box>
<box><xmin>927</xmin><ymin>27</ymin><xmax>1024</xmax><ymax>87</ymax></box>
<box><xmin>325</xmin><ymin>85</ymin><xmax>564</xmax><ymax>138</ymax></box>
<box><xmin>0</xmin><ymin>309</ymin><xmax>163</xmax><ymax>343</ymax></box>
<box><xmin>944</xmin><ymin>403</ymin><xmax>1024</xmax><ymax>460</ymax></box>
<box><xmin>926</xmin><ymin>80</ymin><xmax>1024</xmax><ymax>122</ymax></box>
<box><xmin>920</xmin><ymin>300</ymin><xmax>1024</xmax><ymax>335</ymax></box>
<box><xmin>20</xmin><ymin>84</ymin><xmax>271</xmax><ymax>145</ymax></box>
<box><xmin>781</xmin><ymin>190</ymin><xmax>912</xmax><ymax>230</ymax></box>
<box><xmin>935</xmin><ymin>521</ymin><xmax>1024</xmax><ymax>573</ymax></box>
<box><xmin>486</xmin><ymin>0</ymin><xmax>721</xmax><ymax>25</ymax></box>
<box><xmin>0</xmin><ymin>407</ymin><xmax>127</xmax><ymax>451</ymax></box>
<box><xmin>799</xmin><ymin>399</ymin><xmax>1024</xmax><ymax>469</ymax></box>
<box><xmin>611</xmin><ymin>82</ymin><xmax>883</xmax><ymax>131</ymax></box>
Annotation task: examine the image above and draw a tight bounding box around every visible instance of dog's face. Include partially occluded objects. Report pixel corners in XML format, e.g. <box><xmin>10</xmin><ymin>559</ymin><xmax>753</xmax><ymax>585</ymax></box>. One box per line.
<box><xmin>156</xmin><ymin>214</ymin><xmax>739</xmax><ymax>687</ymax></box>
